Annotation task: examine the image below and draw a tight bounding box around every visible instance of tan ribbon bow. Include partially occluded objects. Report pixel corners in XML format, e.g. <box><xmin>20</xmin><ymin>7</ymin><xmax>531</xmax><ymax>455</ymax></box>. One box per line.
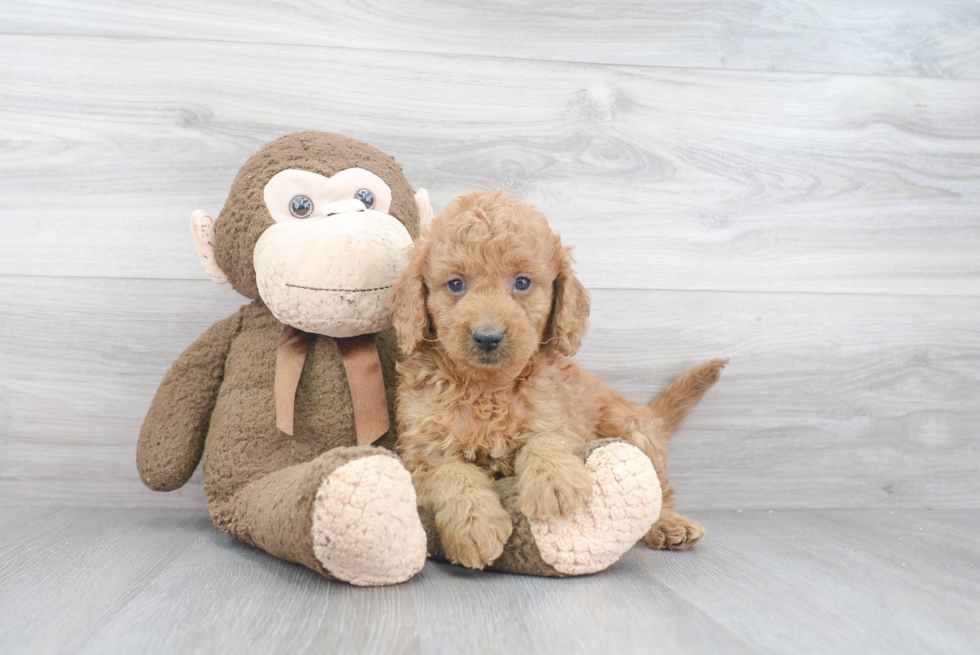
<box><xmin>274</xmin><ymin>325</ymin><xmax>390</xmax><ymax>445</ymax></box>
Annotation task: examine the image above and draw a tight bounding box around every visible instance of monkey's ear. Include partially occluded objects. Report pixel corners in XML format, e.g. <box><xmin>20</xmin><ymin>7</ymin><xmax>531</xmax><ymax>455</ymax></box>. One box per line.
<box><xmin>190</xmin><ymin>210</ymin><xmax>228</xmax><ymax>284</ymax></box>
<box><xmin>414</xmin><ymin>188</ymin><xmax>434</xmax><ymax>233</ymax></box>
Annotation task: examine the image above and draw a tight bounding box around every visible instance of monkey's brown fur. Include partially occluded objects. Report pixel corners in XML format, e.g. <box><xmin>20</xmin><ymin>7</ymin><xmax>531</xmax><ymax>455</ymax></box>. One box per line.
<box><xmin>214</xmin><ymin>132</ymin><xmax>422</xmax><ymax>300</ymax></box>
<box><xmin>393</xmin><ymin>191</ymin><xmax>725</xmax><ymax>568</ymax></box>
<box><xmin>138</xmin><ymin>132</ymin><xmax>421</xmax><ymax>580</ymax></box>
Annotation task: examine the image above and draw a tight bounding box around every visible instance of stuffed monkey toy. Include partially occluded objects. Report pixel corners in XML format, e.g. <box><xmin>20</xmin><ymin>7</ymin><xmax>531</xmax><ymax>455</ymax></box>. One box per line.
<box><xmin>138</xmin><ymin>131</ymin><xmax>663</xmax><ymax>585</ymax></box>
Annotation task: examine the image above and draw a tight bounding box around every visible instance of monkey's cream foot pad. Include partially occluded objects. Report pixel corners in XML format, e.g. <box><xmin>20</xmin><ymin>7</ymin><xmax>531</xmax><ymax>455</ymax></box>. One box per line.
<box><xmin>530</xmin><ymin>442</ymin><xmax>662</xmax><ymax>575</ymax></box>
<box><xmin>311</xmin><ymin>455</ymin><xmax>427</xmax><ymax>586</ymax></box>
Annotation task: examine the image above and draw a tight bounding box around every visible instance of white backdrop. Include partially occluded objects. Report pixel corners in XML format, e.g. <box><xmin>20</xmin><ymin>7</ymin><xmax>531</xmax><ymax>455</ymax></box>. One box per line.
<box><xmin>1</xmin><ymin>1</ymin><xmax>979</xmax><ymax>511</ymax></box>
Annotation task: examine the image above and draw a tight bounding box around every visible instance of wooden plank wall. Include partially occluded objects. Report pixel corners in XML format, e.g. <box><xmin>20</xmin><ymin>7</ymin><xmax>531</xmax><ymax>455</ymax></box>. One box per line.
<box><xmin>1</xmin><ymin>2</ymin><xmax>978</xmax><ymax>510</ymax></box>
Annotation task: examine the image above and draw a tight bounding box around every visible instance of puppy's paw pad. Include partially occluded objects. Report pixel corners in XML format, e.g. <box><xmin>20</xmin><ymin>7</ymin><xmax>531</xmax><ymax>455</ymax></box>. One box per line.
<box><xmin>312</xmin><ymin>455</ymin><xmax>427</xmax><ymax>585</ymax></box>
<box><xmin>530</xmin><ymin>442</ymin><xmax>662</xmax><ymax>575</ymax></box>
<box><xmin>642</xmin><ymin>511</ymin><xmax>705</xmax><ymax>551</ymax></box>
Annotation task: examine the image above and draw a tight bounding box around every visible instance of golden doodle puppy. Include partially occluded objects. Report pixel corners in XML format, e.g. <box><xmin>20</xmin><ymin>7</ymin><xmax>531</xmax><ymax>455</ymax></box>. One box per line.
<box><xmin>392</xmin><ymin>190</ymin><xmax>725</xmax><ymax>569</ymax></box>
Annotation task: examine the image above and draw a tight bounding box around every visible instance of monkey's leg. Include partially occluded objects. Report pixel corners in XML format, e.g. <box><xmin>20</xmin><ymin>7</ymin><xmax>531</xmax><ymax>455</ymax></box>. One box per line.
<box><xmin>420</xmin><ymin>439</ymin><xmax>661</xmax><ymax>577</ymax></box>
<box><xmin>223</xmin><ymin>446</ymin><xmax>426</xmax><ymax>586</ymax></box>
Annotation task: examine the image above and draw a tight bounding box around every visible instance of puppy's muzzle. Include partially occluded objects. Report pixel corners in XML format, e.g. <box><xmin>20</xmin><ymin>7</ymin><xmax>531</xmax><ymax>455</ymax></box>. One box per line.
<box><xmin>471</xmin><ymin>327</ymin><xmax>506</xmax><ymax>353</ymax></box>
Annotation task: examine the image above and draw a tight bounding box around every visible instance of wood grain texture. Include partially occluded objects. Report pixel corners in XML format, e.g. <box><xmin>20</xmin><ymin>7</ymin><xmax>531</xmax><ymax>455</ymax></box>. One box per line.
<box><xmin>1</xmin><ymin>508</ymin><xmax>976</xmax><ymax>654</ymax></box>
<box><xmin>1</xmin><ymin>7</ymin><xmax>977</xmax><ymax>652</ymax></box>
<box><xmin>1</xmin><ymin>36</ymin><xmax>979</xmax><ymax>295</ymax></box>
<box><xmin>2</xmin><ymin>275</ymin><xmax>977</xmax><ymax>510</ymax></box>
<box><xmin>0</xmin><ymin>508</ymin><xmax>200</xmax><ymax>654</ymax></box>
<box><xmin>3</xmin><ymin>1</ymin><xmax>980</xmax><ymax>79</ymax></box>
<box><xmin>631</xmin><ymin>509</ymin><xmax>980</xmax><ymax>654</ymax></box>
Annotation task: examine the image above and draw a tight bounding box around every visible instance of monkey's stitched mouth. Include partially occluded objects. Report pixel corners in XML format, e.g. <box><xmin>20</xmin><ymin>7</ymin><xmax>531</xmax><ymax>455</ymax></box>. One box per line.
<box><xmin>285</xmin><ymin>283</ymin><xmax>392</xmax><ymax>293</ymax></box>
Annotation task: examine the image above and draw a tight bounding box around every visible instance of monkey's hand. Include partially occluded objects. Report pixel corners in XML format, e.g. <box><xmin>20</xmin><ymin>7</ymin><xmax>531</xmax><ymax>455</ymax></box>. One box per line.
<box><xmin>137</xmin><ymin>308</ymin><xmax>243</xmax><ymax>491</ymax></box>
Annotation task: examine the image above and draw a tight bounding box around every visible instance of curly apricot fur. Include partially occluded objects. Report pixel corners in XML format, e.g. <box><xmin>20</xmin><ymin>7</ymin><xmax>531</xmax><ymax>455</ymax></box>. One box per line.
<box><xmin>392</xmin><ymin>191</ymin><xmax>725</xmax><ymax>565</ymax></box>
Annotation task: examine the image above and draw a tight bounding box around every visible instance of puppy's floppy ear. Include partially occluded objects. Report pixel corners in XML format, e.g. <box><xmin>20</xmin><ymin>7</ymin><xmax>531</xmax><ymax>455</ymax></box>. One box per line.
<box><xmin>391</xmin><ymin>242</ymin><xmax>432</xmax><ymax>355</ymax></box>
<box><xmin>544</xmin><ymin>245</ymin><xmax>591</xmax><ymax>357</ymax></box>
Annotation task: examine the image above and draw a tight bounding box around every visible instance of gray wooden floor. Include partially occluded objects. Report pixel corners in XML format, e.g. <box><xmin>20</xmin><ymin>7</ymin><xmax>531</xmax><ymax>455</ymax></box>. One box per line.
<box><xmin>1</xmin><ymin>508</ymin><xmax>977</xmax><ymax>655</ymax></box>
<box><xmin>2</xmin><ymin>1</ymin><xmax>980</xmax><ymax>653</ymax></box>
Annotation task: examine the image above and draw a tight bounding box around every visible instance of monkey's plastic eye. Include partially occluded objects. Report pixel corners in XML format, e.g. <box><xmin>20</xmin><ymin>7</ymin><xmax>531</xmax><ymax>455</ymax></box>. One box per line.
<box><xmin>353</xmin><ymin>188</ymin><xmax>376</xmax><ymax>209</ymax></box>
<box><xmin>289</xmin><ymin>195</ymin><xmax>313</xmax><ymax>218</ymax></box>
<box><xmin>514</xmin><ymin>277</ymin><xmax>532</xmax><ymax>291</ymax></box>
<box><xmin>447</xmin><ymin>279</ymin><xmax>465</xmax><ymax>294</ymax></box>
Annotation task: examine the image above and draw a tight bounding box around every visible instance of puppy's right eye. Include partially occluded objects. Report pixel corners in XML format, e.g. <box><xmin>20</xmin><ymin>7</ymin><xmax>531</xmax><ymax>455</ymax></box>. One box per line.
<box><xmin>447</xmin><ymin>279</ymin><xmax>465</xmax><ymax>294</ymax></box>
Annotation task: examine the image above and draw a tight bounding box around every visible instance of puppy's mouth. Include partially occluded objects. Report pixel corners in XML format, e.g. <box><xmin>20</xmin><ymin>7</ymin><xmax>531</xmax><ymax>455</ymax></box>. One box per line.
<box><xmin>475</xmin><ymin>352</ymin><xmax>504</xmax><ymax>366</ymax></box>
<box><xmin>465</xmin><ymin>344</ymin><xmax>514</xmax><ymax>368</ymax></box>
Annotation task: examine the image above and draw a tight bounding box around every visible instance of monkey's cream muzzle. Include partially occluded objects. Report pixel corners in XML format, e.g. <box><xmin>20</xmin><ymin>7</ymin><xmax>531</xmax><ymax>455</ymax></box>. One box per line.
<box><xmin>253</xmin><ymin>204</ymin><xmax>413</xmax><ymax>337</ymax></box>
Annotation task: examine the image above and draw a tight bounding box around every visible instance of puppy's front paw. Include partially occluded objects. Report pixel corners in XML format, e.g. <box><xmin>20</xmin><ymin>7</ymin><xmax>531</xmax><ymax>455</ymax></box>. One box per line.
<box><xmin>438</xmin><ymin>504</ymin><xmax>513</xmax><ymax>570</ymax></box>
<box><xmin>516</xmin><ymin>457</ymin><xmax>593</xmax><ymax>521</ymax></box>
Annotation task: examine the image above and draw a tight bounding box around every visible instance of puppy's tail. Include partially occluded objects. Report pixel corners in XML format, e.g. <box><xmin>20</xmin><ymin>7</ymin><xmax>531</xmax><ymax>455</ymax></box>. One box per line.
<box><xmin>650</xmin><ymin>359</ymin><xmax>727</xmax><ymax>439</ymax></box>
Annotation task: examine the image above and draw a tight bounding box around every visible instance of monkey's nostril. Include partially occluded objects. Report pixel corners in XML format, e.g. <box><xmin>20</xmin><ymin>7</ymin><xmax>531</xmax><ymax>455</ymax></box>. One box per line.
<box><xmin>471</xmin><ymin>328</ymin><xmax>505</xmax><ymax>353</ymax></box>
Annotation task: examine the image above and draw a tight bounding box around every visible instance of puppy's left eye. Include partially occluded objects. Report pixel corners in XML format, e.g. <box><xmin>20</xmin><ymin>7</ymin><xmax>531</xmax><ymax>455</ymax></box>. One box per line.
<box><xmin>447</xmin><ymin>279</ymin><xmax>466</xmax><ymax>294</ymax></box>
<box><xmin>514</xmin><ymin>277</ymin><xmax>532</xmax><ymax>291</ymax></box>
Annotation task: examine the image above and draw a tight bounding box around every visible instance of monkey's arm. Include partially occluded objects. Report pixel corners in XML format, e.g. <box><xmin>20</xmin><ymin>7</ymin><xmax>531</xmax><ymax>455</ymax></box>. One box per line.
<box><xmin>137</xmin><ymin>308</ymin><xmax>244</xmax><ymax>491</ymax></box>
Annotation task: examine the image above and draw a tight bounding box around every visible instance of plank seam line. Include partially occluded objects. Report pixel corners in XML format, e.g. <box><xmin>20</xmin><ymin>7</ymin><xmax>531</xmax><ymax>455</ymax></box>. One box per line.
<box><xmin>0</xmin><ymin>272</ymin><xmax>977</xmax><ymax>300</ymax></box>
<box><xmin>1</xmin><ymin>32</ymin><xmax>978</xmax><ymax>83</ymax></box>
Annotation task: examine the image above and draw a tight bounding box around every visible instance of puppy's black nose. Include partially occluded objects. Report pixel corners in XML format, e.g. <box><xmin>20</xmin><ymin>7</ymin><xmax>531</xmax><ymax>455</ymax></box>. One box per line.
<box><xmin>472</xmin><ymin>328</ymin><xmax>505</xmax><ymax>353</ymax></box>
